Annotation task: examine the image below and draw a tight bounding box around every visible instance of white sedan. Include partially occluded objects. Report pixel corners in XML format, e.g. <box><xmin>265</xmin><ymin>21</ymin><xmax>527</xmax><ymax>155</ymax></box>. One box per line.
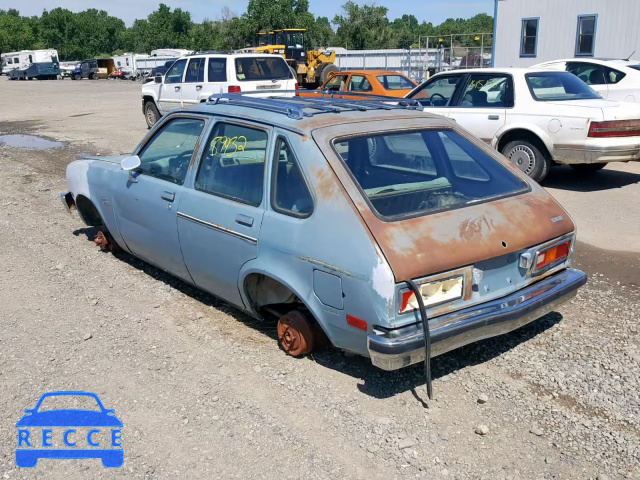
<box><xmin>406</xmin><ymin>68</ymin><xmax>640</xmax><ymax>182</ymax></box>
<box><xmin>533</xmin><ymin>58</ymin><xmax>640</xmax><ymax>103</ymax></box>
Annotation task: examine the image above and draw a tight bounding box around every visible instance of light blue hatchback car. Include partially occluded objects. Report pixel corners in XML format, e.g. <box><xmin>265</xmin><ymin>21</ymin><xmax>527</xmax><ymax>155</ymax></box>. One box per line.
<box><xmin>61</xmin><ymin>94</ymin><xmax>586</xmax><ymax>390</ymax></box>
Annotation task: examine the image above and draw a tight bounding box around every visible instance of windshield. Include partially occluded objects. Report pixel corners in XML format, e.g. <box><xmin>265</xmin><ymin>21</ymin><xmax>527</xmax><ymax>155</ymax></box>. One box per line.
<box><xmin>235</xmin><ymin>56</ymin><xmax>293</xmax><ymax>81</ymax></box>
<box><xmin>526</xmin><ymin>72</ymin><xmax>602</xmax><ymax>101</ymax></box>
<box><xmin>333</xmin><ymin>129</ymin><xmax>527</xmax><ymax>219</ymax></box>
<box><xmin>37</xmin><ymin>395</ymin><xmax>101</xmax><ymax>412</ymax></box>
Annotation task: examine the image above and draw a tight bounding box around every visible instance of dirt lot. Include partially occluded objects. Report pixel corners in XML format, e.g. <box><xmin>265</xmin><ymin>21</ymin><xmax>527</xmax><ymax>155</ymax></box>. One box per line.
<box><xmin>0</xmin><ymin>77</ymin><xmax>638</xmax><ymax>480</ymax></box>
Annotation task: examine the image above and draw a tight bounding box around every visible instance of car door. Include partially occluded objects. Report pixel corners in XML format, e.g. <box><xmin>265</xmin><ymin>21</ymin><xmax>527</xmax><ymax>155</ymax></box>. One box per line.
<box><xmin>177</xmin><ymin>120</ymin><xmax>270</xmax><ymax>308</ymax></box>
<box><xmin>158</xmin><ymin>58</ymin><xmax>187</xmax><ymax>114</ymax></box>
<box><xmin>112</xmin><ymin>115</ymin><xmax>208</xmax><ymax>281</ymax></box>
<box><xmin>566</xmin><ymin>62</ymin><xmax>609</xmax><ymax>98</ymax></box>
<box><xmin>205</xmin><ymin>57</ymin><xmax>228</xmax><ymax>95</ymax></box>
<box><xmin>348</xmin><ymin>74</ymin><xmax>373</xmax><ymax>94</ymax></box>
<box><xmin>447</xmin><ymin>73</ymin><xmax>511</xmax><ymax>144</ymax></box>
<box><xmin>407</xmin><ymin>73</ymin><xmax>466</xmax><ymax>118</ymax></box>
<box><xmin>180</xmin><ymin>57</ymin><xmax>206</xmax><ymax>108</ymax></box>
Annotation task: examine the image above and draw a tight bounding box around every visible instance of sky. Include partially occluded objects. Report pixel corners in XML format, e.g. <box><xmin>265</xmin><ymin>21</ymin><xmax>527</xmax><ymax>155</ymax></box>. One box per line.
<box><xmin>0</xmin><ymin>0</ymin><xmax>494</xmax><ymax>26</ymax></box>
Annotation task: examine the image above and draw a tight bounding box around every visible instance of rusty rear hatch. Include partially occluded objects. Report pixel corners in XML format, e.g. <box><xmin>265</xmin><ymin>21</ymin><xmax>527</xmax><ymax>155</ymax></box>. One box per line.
<box><xmin>311</xmin><ymin>117</ymin><xmax>575</xmax><ymax>283</ymax></box>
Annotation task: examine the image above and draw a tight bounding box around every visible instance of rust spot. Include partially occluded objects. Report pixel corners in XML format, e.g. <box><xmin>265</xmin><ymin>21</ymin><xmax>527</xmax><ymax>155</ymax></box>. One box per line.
<box><xmin>277</xmin><ymin>310</ymin><xmax>314</xmax><ymax>356</ymax></box>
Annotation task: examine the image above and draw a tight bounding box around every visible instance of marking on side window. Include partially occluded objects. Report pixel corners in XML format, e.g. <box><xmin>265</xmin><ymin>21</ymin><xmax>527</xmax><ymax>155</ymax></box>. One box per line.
<box><xmin>210</xmin><ymin>136</ymin><xmax>247</xmax><ymax>157</ymax></box>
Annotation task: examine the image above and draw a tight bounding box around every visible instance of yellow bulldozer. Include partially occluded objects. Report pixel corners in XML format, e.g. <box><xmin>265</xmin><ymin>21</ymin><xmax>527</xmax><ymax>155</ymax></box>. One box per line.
<box><xmin>243</xmin><ymin>29</ymin><xmax>338</xmax><ymax>88</ymax></box>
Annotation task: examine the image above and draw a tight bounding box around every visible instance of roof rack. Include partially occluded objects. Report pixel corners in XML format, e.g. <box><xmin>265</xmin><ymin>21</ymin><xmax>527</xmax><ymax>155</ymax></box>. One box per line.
<box><xmin>206</xmin><ymin>91</ymin><xmax>422</xmax><ymax>120</ymax></box>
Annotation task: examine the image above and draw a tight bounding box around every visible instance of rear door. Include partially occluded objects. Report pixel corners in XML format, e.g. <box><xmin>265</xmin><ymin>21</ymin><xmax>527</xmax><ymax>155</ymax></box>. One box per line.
<box><xmin>448</xmin><ymin>72</ymin><xmax>511</xmax><ymax>144</ymax></box>
<box><xmin>177</xmin><ymin>119</ymin><xmax>270</xmax><ymax>307</ymax></box>
<box><xmin>233</xmin><ymin>56</ymin><xmax>296</xmax><ymax>95</ymax></box>
<box><xmin>204</xmin><ymin>57</ymin><xmax>228</xmax><ymax>95</ymax></box>
<box><xmin>158</xmin><ymin>58</ymin><xmax>187</xmax><ymax>114</ymax></box>
<box><xmin>566</xmin><ymin>61</ymin><xmax>609</xmax><ymax>98</ymax></box>
<box><xmin>180</xmin><ymin>57</ymin><xmax>206</xmax><ymax>108</ymax></box>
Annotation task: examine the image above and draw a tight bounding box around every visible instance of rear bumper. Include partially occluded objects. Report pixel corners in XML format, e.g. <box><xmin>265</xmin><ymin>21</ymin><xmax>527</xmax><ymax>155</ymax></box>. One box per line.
<box><xmin>367</xmin><ymin>268</ymin><xmax>587</xmax><ymax>371</ymax></box>
<box><xmin>554</xmin><ymin>139</ymin><xmax>640</xmax><ymax>164</ymax></box>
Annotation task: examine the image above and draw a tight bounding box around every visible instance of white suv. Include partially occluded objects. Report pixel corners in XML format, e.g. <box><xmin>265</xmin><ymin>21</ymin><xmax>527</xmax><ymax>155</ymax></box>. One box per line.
<box><xmin>141</xmin><ymin>53</ymin><xmax>298</xmax><ymax>128</ymax></box>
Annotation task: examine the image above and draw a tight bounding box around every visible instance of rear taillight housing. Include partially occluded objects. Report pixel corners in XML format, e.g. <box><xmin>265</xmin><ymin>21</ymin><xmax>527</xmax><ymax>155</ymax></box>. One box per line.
<box><xmin>398</xmin><ymin>275</ymin><xmax>464</xmax><ymax>314</ymax></box>
<box><xmin>588</xmin><ymin>120</ymin><xmax>640</xmax><ymax>137</ymax></box>
<box><xmin>534</xmin><ymin>240</ymin><xmax>571</xmax><ymax>272</ymax></box>
<box><xmin>228</xmin><ymin>85</ymin><xmax>241</xmax><ymax>93</ymax></box>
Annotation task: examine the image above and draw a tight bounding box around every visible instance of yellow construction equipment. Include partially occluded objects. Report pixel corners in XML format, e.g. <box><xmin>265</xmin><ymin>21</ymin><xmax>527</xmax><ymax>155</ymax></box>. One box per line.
<box><xmin>243</xmin><ymin>28</ymin><xmax>337</xmax><ymax>88</ymax></box>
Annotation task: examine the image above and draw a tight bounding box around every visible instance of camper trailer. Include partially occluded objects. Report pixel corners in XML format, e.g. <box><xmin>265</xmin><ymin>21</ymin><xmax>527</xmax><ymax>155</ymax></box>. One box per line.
<box><xmin>6</xmin><ymin>49</ymin><xmax>61</xmax><ymax>80</ymax></box>
<box><xmin>1</xmin><ymin>51</ymin><xmax>33</xmax><ymax>75</ymax></box>
<box><xmin>149</xmin><ymin>49</ymin><xmax>192</xmax><ymax>58</ymax></box>
<box><xmin>112</xmin><ymin>53</ymin><xmax>151</xmax><ymax>75</ymax></box>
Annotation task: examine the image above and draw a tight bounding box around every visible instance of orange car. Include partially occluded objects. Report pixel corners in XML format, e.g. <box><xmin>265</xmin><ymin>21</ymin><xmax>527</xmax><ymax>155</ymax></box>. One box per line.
<box><xmin>314</xmin><ymin>70</ymin><xmax>417</xmax><ymax>98</ymax></box>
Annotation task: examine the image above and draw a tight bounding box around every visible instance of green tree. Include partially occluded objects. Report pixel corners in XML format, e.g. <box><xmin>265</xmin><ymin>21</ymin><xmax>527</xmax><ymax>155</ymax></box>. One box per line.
<box><xmin>332</xmin><ymin>2</ymin><xmax>393</xmax><ymax>49</ymax></box>
<box><xmin>0</xmin><ymin>9</ymin><xmax>34</xmax><ymax>53</ymax></box>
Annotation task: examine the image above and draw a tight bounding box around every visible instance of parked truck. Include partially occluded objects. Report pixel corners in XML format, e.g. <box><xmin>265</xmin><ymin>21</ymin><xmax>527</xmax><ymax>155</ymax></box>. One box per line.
<box><xmin>6</xmin><ymin>49</ymin><xmax>61</xmax><ymax>80</ymax></box>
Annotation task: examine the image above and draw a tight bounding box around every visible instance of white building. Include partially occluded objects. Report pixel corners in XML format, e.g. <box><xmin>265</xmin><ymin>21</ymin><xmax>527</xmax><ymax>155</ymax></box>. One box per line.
<box><xmin>492</xmin><ymin>0</ymin><xmax>640</xmax><ymax>67</ymax></box>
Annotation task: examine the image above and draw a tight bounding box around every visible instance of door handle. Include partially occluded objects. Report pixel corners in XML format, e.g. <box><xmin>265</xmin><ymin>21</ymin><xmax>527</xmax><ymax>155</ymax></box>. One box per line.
<box><xmin>235</xmin><ymin>214</ymin><xmax>254</xmax><ymax>227</ymax></box>
<box><xmin>175</xmin><ymin>86</ymin><xmax>181</xmax><ymax>92</ymax></box>
<box><xmin>161</xmin><ymin>191</ymin><xmax>175</xmax><ymax>202</ymax></box>
<box><xmin>488</xmin><ymin>115</ymin><xmax>500</xmax><ymax>120</ymax></box>
<box><xmin>196</xmin><ymin>85</ymin><xmax>202</xmax><ymax>91</ymax></box>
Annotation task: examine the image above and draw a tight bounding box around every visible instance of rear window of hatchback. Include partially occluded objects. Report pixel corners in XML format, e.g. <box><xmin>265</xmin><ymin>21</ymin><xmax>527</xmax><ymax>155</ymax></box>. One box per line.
<box><xmin>333</xmin><ymin>129</ymin><xmax>528</xmax><ymax>220</ymax></box>
<box><xmin>235</xmin><ymin>56</ymin><xmax>293</xmax><ymax>81</ymax></box>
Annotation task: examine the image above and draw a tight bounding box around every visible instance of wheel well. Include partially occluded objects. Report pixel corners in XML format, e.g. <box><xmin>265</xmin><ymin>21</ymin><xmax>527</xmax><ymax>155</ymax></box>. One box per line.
<box><xmin>497</xmin><ymin>129</ymin><xmax>552</xmax><ymax>159</ymax></box>
<box><xmin>75</xmin><ymin>195</ymin><xmax>103</xmax><ymax>227</ymax></box>
<box><xmin>142</xmin><ymin>95</ymin><xmax>155</xmax><ymax>106</ymax></box>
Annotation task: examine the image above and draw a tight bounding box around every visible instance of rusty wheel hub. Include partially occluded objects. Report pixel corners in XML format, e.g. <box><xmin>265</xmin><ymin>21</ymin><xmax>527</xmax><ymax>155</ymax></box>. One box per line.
<box><xmin>93</xmin><ymin>231</ymin><xmax>120</xmax><ymax>253</ymax></box>
<box><xmin>277</xmin><ymin>310</ymin><xmax>315</xmax><ymax>357</ymax></box>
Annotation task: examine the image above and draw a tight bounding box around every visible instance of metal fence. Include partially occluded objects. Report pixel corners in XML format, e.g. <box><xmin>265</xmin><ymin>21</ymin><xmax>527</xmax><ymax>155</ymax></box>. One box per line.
<box><xmin>332</xmin><ymin>34</ymin><xmax>493</xmax><ymax>83</ymax></box>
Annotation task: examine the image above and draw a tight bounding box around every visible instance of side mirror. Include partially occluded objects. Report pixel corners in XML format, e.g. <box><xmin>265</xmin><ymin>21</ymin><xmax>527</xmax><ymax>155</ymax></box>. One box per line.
<box><xmin>121</xmin><ymin>155</ymin><xmax>141</xmax><ymax>171</ymax></box>
<box><xmin>155</xmin><ymin>74</ymin><xmax>163</xmax><ymax>84</ymax></box>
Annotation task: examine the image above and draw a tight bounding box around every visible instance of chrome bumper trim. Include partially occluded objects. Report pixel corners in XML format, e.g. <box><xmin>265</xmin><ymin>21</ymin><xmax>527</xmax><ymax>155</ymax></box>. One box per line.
<box><xmin>367</xmin><ymin>268</ymin><xmax>587</xmax><ymax>371</ymax></box>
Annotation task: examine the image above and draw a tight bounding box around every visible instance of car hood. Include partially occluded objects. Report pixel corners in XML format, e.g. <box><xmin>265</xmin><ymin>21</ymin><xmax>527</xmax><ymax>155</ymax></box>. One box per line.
<box><xmin>359</xmin><ymin>186</ymin><xmax>574</xmax><ymax>282</ymax></box>
<box><xmin>16</xmin><ymin>410</ymin><xmax>123</xmax><ymax>427</ymax></box>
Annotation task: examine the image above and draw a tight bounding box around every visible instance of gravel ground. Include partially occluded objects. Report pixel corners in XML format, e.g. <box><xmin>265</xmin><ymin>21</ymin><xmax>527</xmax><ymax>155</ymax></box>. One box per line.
<box><xmin>0</xmin><ymin>78</ymin><xmax>638</xmax><ymax>479</ymax></box>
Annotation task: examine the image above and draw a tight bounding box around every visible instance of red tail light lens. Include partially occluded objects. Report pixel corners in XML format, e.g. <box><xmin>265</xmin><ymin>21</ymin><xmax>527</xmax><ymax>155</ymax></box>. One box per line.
<box><xmin>588</xmin><ymin>120</ymin><xmax>640</xmax><ymax>137</ymax></box>
<box><xmin>295</xmin><ymin>83</ymin><xmax>299</xmax><ymax>90</ymax></box>
<box><xmin>535</xmin><ymin>240</ymin><xmax>570</xmax><ymax>271</ymax></box>
<box><xmin>228</xmin><ymin>85</ymin><xmax>241</xmax><ymax>93</ymax></box>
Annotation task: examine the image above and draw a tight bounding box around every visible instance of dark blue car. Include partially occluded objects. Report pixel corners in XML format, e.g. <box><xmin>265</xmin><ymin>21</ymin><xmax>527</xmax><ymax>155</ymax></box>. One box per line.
<box><xmin>16</xmin><ymin>391</ymin><xmax>123</xmax><ymax>468</ymax></box>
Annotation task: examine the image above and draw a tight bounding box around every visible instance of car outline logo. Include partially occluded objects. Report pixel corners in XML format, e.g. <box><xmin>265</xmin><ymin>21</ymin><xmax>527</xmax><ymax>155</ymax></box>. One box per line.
<box><xmin>15</xmin><ymin>391</ymin><xmax>123</xmax><ymax>468</ymax></box>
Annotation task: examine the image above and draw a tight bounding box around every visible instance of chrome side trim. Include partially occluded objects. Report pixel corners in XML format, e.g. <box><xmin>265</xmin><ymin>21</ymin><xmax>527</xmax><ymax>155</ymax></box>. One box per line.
<box><xmin>177</xmin><ymin>211</ymin><xmax>258</xmax><ymax>245</ymax></box>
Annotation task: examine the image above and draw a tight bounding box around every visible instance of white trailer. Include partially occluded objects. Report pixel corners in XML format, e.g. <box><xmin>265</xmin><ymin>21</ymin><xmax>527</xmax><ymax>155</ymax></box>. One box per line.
<box><xmin>112</xmin><ymin>53</ymin><xmax>151</xmax><ymax>74</ymax></box>
<box><xmin>1</xmin><ymin>51</ymin><xmax>32</xmax><ymax>74</ymax></box>
<box><xmin>149</xmin><ymin>49</ymin><xmax>192</xmax><ymax>58</ymax></box>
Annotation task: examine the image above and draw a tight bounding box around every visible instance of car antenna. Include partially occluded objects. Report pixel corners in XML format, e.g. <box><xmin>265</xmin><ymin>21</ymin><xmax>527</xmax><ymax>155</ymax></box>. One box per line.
<box><xmin>624</xmin><ymin>50</ymin><xmax>635</xmax><ymax>61</ymax></box>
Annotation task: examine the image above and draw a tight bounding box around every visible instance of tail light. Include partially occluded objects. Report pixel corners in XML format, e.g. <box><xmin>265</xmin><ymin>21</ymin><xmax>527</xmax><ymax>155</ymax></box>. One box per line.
<box><xmin>588</xmin><ymin>120</ymin><xmax>640</xmax><ymax>137</ymax></box>
<box><xmin>295</xmin><ymin>83</ymin><xmax>299</xmax><ymax>90</ymax></box>
<box><xmin>534</xmin><ymin>240</ymin><xmax>571</xmax><ymax>272</ymax></box>
<box><xmin>399</xmin><ymin>276</ymin><xmax>464</xmax><ymax>314</ymax></box>
<box><xmin>228</xmin><ymin>85</ymin><xmax>241</xmax><ymax>93</ymax></box>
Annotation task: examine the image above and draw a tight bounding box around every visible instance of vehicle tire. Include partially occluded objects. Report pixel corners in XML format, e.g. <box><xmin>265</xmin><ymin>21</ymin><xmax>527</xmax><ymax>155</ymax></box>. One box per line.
<box><xmin>501</xmin><ymin>139</ymin><xmax>551</xmax><ymax>182</ymax></box>
<box><xmin>277</xmin><ymin>310</ymin><xmax>316</xmax><ymax>357</ymax></box>
<box><xmin>570</xmin><ymin>163</ymin><xmax>606</xmax><ymax>175</ymax></box>
<box><xmin>90</xmin><ymin>73</ymin><xmax>98</xmax><ymax>80</ymax></box>
<box><xmin>316</xmin><ymin>63</ymin><xmax>339</xmax><ymax>85</ymax></box>
<box><xmin>144</xmin><ymin>101</ymin><xmax>161</xmax><ymax>129</ymax></box>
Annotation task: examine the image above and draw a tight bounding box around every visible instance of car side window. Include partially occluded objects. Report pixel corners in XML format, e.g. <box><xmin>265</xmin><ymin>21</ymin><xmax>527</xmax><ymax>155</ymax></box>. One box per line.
<box><xmin>208</xmin><ymin>58</ymin><xmax>227</xmax><ymax>82</ymax></box>
<box><xmin>409</xmin><ymin>76</ymin><xmax>462</xmax><ymax>107</ymax></box>
<box><xmin>349</xmin><ymin>75</ymin><xmax>373</xmax><ymax>92</ymax></box>
<box><xmin>323</xmin><ymin>74</ymin><xmax>347</xmax><ymax>92</ymax></box>
<box><xmin>165</xmin><ymin>59</ymin><xmax>187</xmax><ymax>84</ymax></box>
<box><xmin>271</xmin><ymin>138</ymin><xmax>313</xmax><ymax>217</ymax></box>
<box><xmin>457</xmin><ymin>74</ymin><xmax>509</xmax><ymax>108</ymax></box>
<box><xmin>185</xmin><ymin>58</ymin><xmax>205</xmax><ymax>83</ymax></box>
<box><xmin>605</xmin><ymin>67</ymin><xmax>626</xmax><ymax>84</ymax></box>
<box><xmin>137</xmin><ymin>117</ymin><xmax>206</xmax><ymax>185</ymax></box>
<box><xmin>439</xmin><ymin>132</ymin><xmax>490</xmax><ymax>181</ymax></box>
<box><xmin>195</xmin><ymin>123</ymin><xmax>268</xmax><ymax>207</ymax></box>
<box><xmin>567</xmin><ymin>62</ymin><xmax>606</xmax><ymax>85</ymax></box>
